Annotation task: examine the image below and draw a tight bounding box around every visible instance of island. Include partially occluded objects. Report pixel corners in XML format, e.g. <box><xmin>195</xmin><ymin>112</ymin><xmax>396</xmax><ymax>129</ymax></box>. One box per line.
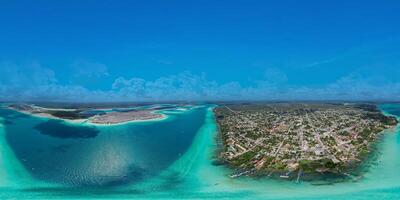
<box><xmin>7</xmin><ymin>103</ymin><xmax>167</xmax><ymax>125</ymax></box>
<box><xmin>214</xmin><ymin>103</ymin><xmax>398</xmax><ymax>181</ymax></box>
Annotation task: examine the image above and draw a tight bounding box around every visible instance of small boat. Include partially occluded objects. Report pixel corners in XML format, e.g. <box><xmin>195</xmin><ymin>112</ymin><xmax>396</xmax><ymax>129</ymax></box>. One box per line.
<box><xmin>280</xmin><ymin>171</ymin><xmax>292</xmax><ymax>179</ymax></box>
<box><xmin>280</xmin><ymin>175</ymin><xmax>289</xmax><ymax>179</ymax></box>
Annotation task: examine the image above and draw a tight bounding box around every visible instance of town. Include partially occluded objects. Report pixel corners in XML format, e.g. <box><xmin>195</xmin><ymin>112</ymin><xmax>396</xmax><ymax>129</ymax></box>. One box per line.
<box><xmin>214</xmin><ymin>103</ymin><xmax>398</xmax><ymax>180</ymax></box>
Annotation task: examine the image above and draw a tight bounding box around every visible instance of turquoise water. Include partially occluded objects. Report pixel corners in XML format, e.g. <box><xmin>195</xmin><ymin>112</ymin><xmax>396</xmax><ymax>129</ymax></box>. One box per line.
<box><xmin>0</xmin><ymin>104</ymin><xmax>400</xmax><ymax>199</ymax></box>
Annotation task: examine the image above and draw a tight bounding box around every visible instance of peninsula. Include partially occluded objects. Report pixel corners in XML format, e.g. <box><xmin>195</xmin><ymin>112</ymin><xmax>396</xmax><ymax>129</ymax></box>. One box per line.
<box><xmin>89</xmin><ymin>110</ymin><xmax>164</xmax><ymax>124</ymax></box>
<box><xmin>214</xmin><ymin>103</ymin><xmax>398</xmax><ymax>180</ymax></box>
<box><xmin>8</xmin><ymin>103</ymin><xmax>166</xmax><ymax>125</ymax></box>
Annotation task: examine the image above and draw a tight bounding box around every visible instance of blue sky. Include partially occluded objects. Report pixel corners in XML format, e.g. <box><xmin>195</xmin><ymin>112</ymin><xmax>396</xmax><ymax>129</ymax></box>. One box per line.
<box><xmin>1</xmin><ymin>0</ymin><xmax>400</xmax><ymax>101</ymax></box>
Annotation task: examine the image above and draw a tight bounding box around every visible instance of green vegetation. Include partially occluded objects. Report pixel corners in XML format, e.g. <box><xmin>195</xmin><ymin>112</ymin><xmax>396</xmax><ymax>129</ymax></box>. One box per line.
<box><xmin>231</xmin><ymin>150</ymin><xmax>257</xmax><ymax>168</ymax></box>
<box><xmin>46</xmin><ymin>110</ymin><xmax>85</xmax><ymax>119</ymax></box>
<box><xmin>215</xmin><ymin>103</ymin><xmax>398</xmax><ymax>179</ymax></box>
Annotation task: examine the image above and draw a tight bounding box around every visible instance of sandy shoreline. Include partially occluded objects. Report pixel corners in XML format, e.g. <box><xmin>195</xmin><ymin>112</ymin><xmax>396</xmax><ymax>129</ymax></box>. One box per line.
<box><xmin>85</xmin><ymin>112</ymin><xmax>168</xmax><ymax>127</ymax></box>
<box><xmin>8</xmin><ymin>106</ymin><xmax>168</xmax><ymax>126</ymax></box>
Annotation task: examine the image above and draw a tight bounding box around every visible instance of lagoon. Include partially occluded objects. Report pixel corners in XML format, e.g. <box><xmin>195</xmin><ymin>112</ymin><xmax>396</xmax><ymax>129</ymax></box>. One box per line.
<box><xmin>0</xmin><ymin>104</ymin><xmax>400</xmax><ymax>199</ymax></box>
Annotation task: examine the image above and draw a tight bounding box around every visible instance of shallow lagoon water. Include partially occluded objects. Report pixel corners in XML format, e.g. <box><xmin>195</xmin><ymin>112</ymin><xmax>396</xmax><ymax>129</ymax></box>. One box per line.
<box><xmin>0</xmin><ymin>104</ymin><xmax>400</xmax><ymax>199</ymax></box>
<box><xmin>0</xmin><ymin>106</ymin><xmax>205</xmax><ymax>188</ymax></box>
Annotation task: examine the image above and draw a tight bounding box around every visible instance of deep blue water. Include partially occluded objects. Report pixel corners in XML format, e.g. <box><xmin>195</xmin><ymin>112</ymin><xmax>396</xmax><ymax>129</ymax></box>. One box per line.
<box><xmin>1</xmin><ymin>107</ymin><xmax>206</xmax><ymax>187</ymax></box>
<box><xmin>34</xmin><ymin>120</ymin><xmax>99</xmax><ymax>138</ymax></box>
<box><xmin>380</xmin><ymin>104</ymin><xmax>400</xmax><ymax>117</ymax></box>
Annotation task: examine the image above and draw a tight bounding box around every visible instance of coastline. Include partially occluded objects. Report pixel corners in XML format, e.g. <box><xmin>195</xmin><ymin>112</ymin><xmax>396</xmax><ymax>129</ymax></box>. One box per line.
<box><xmin>214</xmin><ymin>104</ymin><xmax>399</xmax><ymax>182</ymax></box>
<box><xmin>379</xmin><ymin>104</ymin><xmax>400</xmax><ymax>121</ymax></box>
<box><xmin>85</xmin><ymin>111</ymin><xmax>169</xmax><ymax>127</ymax></box>
<box><xmin>1</xmin><ymin>104</ymin><xmax>400</xmax><ymax>199</ymax></box>
<box><xmin>8</xmin><ymin>107</ymin><xmax>169</xmax><ymax>127</ymax></box>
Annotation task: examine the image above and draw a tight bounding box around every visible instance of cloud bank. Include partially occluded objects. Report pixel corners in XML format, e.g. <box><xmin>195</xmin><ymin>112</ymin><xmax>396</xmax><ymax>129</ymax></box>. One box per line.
<box><xmin>0</xmin><ymin>62</ymin><xmax>399</xmax><ymax>102</ymax></box>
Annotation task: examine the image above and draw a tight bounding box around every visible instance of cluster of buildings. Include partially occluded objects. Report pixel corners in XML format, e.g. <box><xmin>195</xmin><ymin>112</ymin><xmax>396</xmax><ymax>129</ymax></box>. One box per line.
<box><xmin>215</xmin><ymin>103</ymin><xmax>397</xmax><ymax>177</ymax></box>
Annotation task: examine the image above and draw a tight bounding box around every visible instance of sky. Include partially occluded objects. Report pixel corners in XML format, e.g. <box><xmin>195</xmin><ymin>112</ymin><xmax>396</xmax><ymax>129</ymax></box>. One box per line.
<box><xmin>0</xmin><ymin>0</ymin><xmax>400</xmax><ymax>102</ymax></box>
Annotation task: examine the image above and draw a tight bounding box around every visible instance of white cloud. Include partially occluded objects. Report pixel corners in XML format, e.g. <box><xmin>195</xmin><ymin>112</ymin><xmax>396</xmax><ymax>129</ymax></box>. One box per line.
<box><xmin>0</xmin><ymin>62</ymin><xmax>399</xmax><ymax>102</ymax></box>
<box><xmin>110</xmin><ymin>72</ymin><xmax>218</xmax><ymax>101</ymax></box>
<box><xmin>0</xmin><ymin>61</ymin><xmax>56</xmax><ymax>87</ymax></box>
